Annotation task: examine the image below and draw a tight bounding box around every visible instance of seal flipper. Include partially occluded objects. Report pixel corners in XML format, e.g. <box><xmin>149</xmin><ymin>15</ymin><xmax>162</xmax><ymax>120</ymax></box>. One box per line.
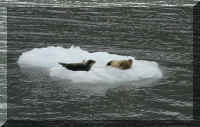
<box><xmin>59</xmin><ymin>62</ymin><xmax>79</xmax><ymax>71</ymax></box>
<box><xmin>58</xmin><ymin>62</ymin><xmax>70</xmax><ymax>68</ymax></box>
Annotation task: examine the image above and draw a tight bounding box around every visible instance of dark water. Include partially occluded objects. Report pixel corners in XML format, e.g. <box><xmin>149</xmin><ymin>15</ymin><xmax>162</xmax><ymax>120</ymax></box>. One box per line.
<box><xmin>3</xmin><ymin>6</ymin><xmax>193</xmax><ymax>120</ymax></box>
<box><xmin>0</xmin><ymin>7</ymin><xmax>7</xmax><ymax>125</ymax></box>
<box><xmin>0</xmin><ymin>0</ymin><xmax>199</xmax><ymax>7</ymax></box>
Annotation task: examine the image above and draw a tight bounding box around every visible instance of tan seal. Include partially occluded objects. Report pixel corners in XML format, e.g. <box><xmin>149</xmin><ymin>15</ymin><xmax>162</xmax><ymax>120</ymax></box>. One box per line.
<box><xmin>106</xmin><ymin>59</ymin><xmax>133</xmax><ymax>70</ymax></box>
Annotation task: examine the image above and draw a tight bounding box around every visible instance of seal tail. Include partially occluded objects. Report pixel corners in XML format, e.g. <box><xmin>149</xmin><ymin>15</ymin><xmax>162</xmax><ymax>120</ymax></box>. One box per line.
<box><xmin>58</xmin><ymin>62</ymin><xmax>70</xmax><ymax>68</ymax></box>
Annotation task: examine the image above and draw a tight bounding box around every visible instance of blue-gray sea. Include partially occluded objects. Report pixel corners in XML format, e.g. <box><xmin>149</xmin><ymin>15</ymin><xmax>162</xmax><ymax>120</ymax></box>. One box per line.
<box><xmin>0</xmin><ymin>0</ymin><xmax>196</xmax><ymax>123</ymax></box>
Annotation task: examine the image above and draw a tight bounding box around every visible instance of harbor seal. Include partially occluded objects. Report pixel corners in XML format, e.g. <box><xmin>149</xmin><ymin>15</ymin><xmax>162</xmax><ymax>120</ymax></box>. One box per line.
<box><xmin>59</xmin><ymin>59</ymin><xmax>96</xmax><ymax>71</ymax></box>
<box><xmin>106</xmin><ymin>59</ymin><xmax>133</xmax><ymax>70</ymax></box>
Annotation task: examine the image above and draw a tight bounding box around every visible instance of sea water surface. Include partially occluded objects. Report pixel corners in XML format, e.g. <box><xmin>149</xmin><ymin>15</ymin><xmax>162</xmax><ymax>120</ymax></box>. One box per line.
<box><xmin>0</xmin><ymin>0</ymin><xmax>199</xmax><ymax>7</ymax></box>
<box><xmin>0</xmin><ymin>1</ymin><xmax>194</xmax><ymax>121</ymax></box>
<box><xmin>0</xmin><ymin>7</ymin><xmax>7</xmax><ymax>125</ymax></box>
